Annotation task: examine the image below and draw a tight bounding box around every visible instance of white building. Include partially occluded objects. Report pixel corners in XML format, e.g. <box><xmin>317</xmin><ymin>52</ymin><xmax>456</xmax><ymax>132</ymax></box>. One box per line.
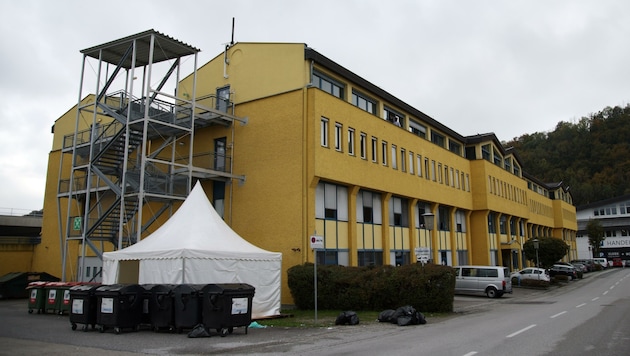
<box><xmin>576</xmin><ymin>194</ymin><xmax>630</xmax><ymax>262</ymax></box>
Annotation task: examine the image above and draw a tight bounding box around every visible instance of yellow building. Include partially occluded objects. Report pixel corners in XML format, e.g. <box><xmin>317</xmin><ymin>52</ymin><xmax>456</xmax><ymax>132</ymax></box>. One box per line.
<box><xmin>36</xmin><ymin>31</ymin><xmax>577</xmax><ymax>306</ymax></box>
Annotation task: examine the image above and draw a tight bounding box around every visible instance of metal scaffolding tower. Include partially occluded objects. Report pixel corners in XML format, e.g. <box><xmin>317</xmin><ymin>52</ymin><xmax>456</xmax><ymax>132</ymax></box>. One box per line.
<box><xmin>57</xmin><ymin>30</ymin><xmax>245</xmax><ymax>281</ymax></box>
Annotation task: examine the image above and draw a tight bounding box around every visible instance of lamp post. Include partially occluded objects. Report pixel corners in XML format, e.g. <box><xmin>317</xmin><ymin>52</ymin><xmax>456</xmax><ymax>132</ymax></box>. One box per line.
<box><xmin>533</xmin><ymin>238</ymin><xmax>540</xmax><ymax>269</ymax></box>
<box><xmin>421</xmin><ymin>212</ymin><xmax>435</xmax><ymax>265</ymax></box>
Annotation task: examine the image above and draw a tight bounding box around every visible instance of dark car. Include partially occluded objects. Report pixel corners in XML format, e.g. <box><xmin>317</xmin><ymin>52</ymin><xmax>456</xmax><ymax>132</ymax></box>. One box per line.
<box><xmin>571</xmin><ymin>259</ymin><xmax>595</xmax><ymax>272</ymax></box>
<box><xmin>548</xmin><ymin>265</ymin><xmax>577</xmax><ymax>280</ymax></box>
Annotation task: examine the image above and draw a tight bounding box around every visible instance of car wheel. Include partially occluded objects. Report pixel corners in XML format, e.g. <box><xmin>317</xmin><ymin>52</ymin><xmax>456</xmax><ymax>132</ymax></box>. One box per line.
<box><xmin>486</xmin><ymin>287</ymin><xmax>498</xmax><ymax>298</ymax></box>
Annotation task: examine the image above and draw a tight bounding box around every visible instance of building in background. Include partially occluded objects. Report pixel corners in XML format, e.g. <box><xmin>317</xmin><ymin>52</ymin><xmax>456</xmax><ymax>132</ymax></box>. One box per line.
<box><xmin>34</xmin><ymin>31</ymin><xmax>577</xmax><ymax>305</ymax></box>
<box><xmin>576</xmin><ymin>194</ymin><xmax>630</xmax><ymax>262</ymax></box>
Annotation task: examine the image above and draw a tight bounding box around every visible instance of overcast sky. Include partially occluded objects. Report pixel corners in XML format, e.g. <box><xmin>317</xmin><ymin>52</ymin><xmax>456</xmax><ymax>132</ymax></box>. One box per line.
<box><xmin>1</xmin><ymin>0</ymin><xmax>629</xmax><ymax>212</ymax></box>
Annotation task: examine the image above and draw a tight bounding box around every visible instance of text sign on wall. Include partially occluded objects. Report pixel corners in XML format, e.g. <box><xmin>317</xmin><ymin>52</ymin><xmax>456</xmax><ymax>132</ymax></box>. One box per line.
<box><xmin>310</xmin><ymin>235</ymin><xmax>324</xmax><ymax>249</ymax></box>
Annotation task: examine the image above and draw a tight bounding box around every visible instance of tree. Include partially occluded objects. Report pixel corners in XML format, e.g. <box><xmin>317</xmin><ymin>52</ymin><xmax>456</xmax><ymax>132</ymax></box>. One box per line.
<box><xmin>586</xmin><ymin>219</ymin><xmax>605</xmax><ymax>257</ymax></box>
<box><xmin>523</xmin><ymin>237</ymin><xmax>569</xmax><ymax>268</ymax></box>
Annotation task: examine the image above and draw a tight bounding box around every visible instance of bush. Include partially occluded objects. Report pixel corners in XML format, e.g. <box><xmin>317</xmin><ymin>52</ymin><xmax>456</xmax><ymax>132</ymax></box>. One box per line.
<box><xmin>287</xmin><ymin>263</ymin><xmax>455</xmax><ymax>313</ymax></box>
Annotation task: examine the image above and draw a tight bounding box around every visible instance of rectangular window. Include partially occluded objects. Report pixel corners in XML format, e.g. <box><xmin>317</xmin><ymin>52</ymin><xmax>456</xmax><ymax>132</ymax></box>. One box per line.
<box><xmin>408</xmin><ymin>119</ymin><xmax>426</xmax><ymax>138</ymax></box>
<box><xmin>493</xmin><ymin>148</ymin><xmax>502</xmax><ymax>166</ymax></box>
<box><xmin>401</xmin><ymin>148</ymin><xmax>406</xmax><ymax>172</ymax></box>
<box><xmin>424</xmin><ymin>157</ymin><xmax>430</xmax><ymax>180</ymax></box>
<box><xmin>504</xmin><ymin>157</ymin><xmax>512</xmax><ymax>172</ymax></box>
<box><xmin>348</xmin><ymin>128</ymin><xmax>355</xmax><ymax>156</ymax></box>
<box><xmin>431</xmin><ymin>160</ymin><xmax>436</xmax><ymax>181</ymax></box>
<box><xmin>382</xmin><ymin>141</ymin><xmax>388</xmax><ymax>166</ymax></box>
<box><xmin>360</xmin><ymin>132</ymin><xmax>367</xmax><ymax>159</ymax></box>
<box><xmin>312</xmin><ymin>71</ymin><xmax>344</xmax><ymax>99</ymax></box>
<box><xmin>431</xmin><ymin>132</ymin><xmax>445</xmax><ymax>148</ymax></box>
<box><xmin>409</xmin><ymin>151</ymin><xmax>414</xmax><ymax>174</ymax></box>
<box><xmin>391</xmin><ymin>145</ymin><xmax>398</xmax><ymax>169</ymax></box>
<box><xmin>357</xmin><ymin>189</ymin><xmax>382</xmax><ymax>224</ymax></box>
<box><xmin>384</xmin><ymin>107</ymin><xmax>404</xmax><ymax>127</ymax></box>
<box><xmin>389</xmin><ymin>196</ymin><xmax>409</xmax><ymax>227</ymax></box>
<box><xmin>335</xmin><ymin>123</ymin><xmax>342</xmax><ymax>151</ymax></box>
<box><xmin>466</xmin><ymin>174</ymin><xmax>470</xmax><ymax>191</ymax></box>
<box><xmin>514</xmin><ymin>163</ymin><xmax>521</xmax><ymax>177</ymax></box>
<box><xmin>371</xmin><ymin>137</ymin><xmax>378</xmax><ymax>163</ymax></box>
<box><xmin>352</xmin><ymin>90</ymin><xmax>376</xmax><ymax>114</ymax></box>
<box><xmin>320</xmin><ymin>117</ymin><xmax>329</xmax><ymax>147</ymax></box>
<box><xmin>438</xmin><ymin>163</ymin><xmax>443</xmax><ymax>183</ymax></box>
<box><xmin>449</xmin><ymin>141</ymin><xmax>461</xmax><ymax>155</ymax></box>
<box><xmin>316</xmin><ymin>181</ymin><xmax>348</xmax><ymax>221</ymax></box>
<box><xmin>455</xmin><ymin>169</ymin><xmax>460</xmax><ymax>188</ymax></box>
<box><xmin>416</xmin><ymin>155</ymin><xmax>422</xmax><ymax>177</ymax></box>
<box><xmin>482</xmin><ymin>144</ymin><xmax>491</xmax><ymax>161</ymax></box>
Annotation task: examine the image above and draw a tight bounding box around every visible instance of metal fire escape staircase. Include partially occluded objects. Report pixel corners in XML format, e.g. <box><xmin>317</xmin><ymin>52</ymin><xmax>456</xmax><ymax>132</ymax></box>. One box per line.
<box><xmin>57</xmin><ymin>30</ymin><xmax>247</xmax><ymax>282</ymax></box>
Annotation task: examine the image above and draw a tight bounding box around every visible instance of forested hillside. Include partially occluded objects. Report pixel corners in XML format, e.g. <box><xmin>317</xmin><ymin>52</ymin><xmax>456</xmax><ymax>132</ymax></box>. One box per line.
<box><xmin>505</xmin><ymin>104</ymin><xmax>630</xmax><ymax>207</ymax></box>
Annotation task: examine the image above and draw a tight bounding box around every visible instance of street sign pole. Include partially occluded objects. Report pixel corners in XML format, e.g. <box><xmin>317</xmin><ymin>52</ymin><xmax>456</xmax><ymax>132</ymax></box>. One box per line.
<box><xmin>314</xmin><ymin>248</ymin><xmax>318</xmax><ymax>323</ymax></box>
<box><xmin>310</xmin><ymin>234</ymin><xmax>324</xmax><ymax>324</ymax></box>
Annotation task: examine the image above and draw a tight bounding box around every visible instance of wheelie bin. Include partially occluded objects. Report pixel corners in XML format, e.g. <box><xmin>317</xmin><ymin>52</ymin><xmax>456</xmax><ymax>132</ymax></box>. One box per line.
<box><xmin>26</xmin><ymin>281</ymin><xmax>48</xmax><ymax>314</ymax></box>
<box><xmin>201</xmin><ymin>283</ymin><xmax>255</xmax><ymax>337</ymax></box>
<box><xmin>95</xmin><ymin>284</ymin><xmax>144</xmax><ymax>334</ymax></box>
<box><xmin>69</xmin><ymin>284</ymin><xmax>100</xmax><ymax>331</ymax></box>
<box><xmin>56</xmin><ymin>282</ymin><xmax>80</xmax><ymax>315</ymax></box>
<box><xmin>147</xmin><ymin>284</ymin><xmax>176</xmax><ymax>332</ymax></box>
<box><xmin>44</xmin><ymin>282</ymin><xmax>66</xmax><ymax>314</ymax></box>
<box><xmin>172</xmin><ymin>284</ymin><xmax>203</xmax><ymax>333</ymax></box>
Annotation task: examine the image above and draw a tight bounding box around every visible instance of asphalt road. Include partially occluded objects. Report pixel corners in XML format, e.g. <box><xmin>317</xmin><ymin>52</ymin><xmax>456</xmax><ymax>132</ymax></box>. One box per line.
<box><xmin>0</xmin><ymin>270</ymin><xmax>614</xmax><ymax>355</ymax></box>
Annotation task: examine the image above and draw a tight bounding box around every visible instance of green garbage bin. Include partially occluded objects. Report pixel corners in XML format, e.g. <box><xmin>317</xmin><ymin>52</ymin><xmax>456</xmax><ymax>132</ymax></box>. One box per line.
<box><xmin>56</xmin><ymin>282</ymin><xmax>81</xmax><ymax>315</ymax></box>
<box><xmin>44</xmin><ymin>282</ymin><xmax>67</xmax><ymax>314</ymax></box>
<box><xmin>201</xmin><ymin>283</ymin><xmax>255</xmax><ymax>337</ymax></box>
<box><xmin>27</xmin><ymin>281</ymin><xmax>48</xmax><ymax>314</ymax></box>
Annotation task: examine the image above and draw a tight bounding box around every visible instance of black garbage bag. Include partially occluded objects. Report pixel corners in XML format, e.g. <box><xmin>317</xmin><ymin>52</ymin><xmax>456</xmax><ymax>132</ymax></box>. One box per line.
<box><xmin>378</xmin><ymin>309</ymin><xmax>396</xmax><ymax>323</ymax></box>
<box><xmin>187</xmin><ymin>324</ymin><xmax>210</xmax><ymax>338</ymax></box>
<box><xmin>335</xmin><ymin>311</ymin><xmax>360</xmax><ymax>325</ymax></box>
<box><xmin>393</xmin><ymin>305</ymin><xmax>427</xmax><ymax>326</ymax></box>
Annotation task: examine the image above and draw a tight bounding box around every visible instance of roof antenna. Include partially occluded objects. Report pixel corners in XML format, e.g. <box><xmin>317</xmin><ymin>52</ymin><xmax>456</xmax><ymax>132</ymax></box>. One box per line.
<box><xmin>230</xmin><ymin>17</ymin><xmax>235</xmax><ymax>46</ymax></box>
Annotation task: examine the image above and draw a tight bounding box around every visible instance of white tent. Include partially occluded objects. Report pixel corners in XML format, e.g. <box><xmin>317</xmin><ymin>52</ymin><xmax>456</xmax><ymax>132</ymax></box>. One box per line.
<box><xmin>102</xmin><ymin>182</ymin><xmax>282</xmax><ymax>319</ymax></box>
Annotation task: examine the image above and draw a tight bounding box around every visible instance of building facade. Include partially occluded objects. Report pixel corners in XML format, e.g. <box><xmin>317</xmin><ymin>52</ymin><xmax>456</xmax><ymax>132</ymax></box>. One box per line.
<box><xmin>576</xmin><ymin>194</ymin><xmax>630</xmax><ymax>262</ymax></box>
<box><xmin>35</xmin><ymin>32</ymin><xmax>577</xmax><ymax>305</ymax></box>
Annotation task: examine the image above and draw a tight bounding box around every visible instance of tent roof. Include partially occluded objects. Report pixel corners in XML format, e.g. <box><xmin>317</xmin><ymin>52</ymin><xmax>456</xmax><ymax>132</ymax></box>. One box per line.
<box><xmin>103</xmin><ymin>182</ymin><xmax>280</xmax><ymax>261</ymax></box>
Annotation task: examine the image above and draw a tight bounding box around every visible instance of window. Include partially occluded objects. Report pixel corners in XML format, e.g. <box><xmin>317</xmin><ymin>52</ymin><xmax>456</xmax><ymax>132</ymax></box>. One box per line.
<box><xmin>335</xmin><ymin>123</ymin><xmax>342</xmax><ymax>151</ymax></box>
<box><xmin>438</xmin><ymin>206</ymin><xmax>450</xmax><ymax>231</ymax></box>
<box><xmin>316</xmin><ymin>182</ymin><xmax>348</xmax><ymax>221</ymax></box>
<box><xmin>504</xmin><ymin>157</ymin><xmax>512</xmax><ymax>172</ymax></box>
<box><xmin>389</xmin><ymin>196</ymin><xmax>409</xmax><ymax>227</ymax></box>
<box><xmin>488</xmin><ymin>212</ymin><xmax>496</xmax><ymax>233</ymax></box>
<box><xmin>357</xmin><ymin>190</ymin><xmax>382</xmax><ymax>224</ymax></box>
<box><xmin>348</xmin><ymin>128</ymin><xmax>355</xmax><ymax>156</ymax></box>
<box><xmin>482</xmin><ymin>144</ymin><xmax>491</xmax><ymax>161</ymax></box>
<box><xmin>514</xmin><ymin>163</ymin><xmax>521</xmax><ymax>177</ymax></box>
<box><xmin>391</xmin><ymin>144</ymin><xmax>397</xmax><ymax>169</ymax></box>
<box><xmin>360</xmin><ymin>132</ymin><xmax>367</xmax><ymax>159</ymax></box>
<box><xmin>401</xmin><ymin>148</ymin><xmax>406</xmax><ymax>172</ymax></box>
<box><xmin>384</xmin><ymin>107</ymin><xmax>404</xmax><ymax>127</ymax></box>
<box><xmin>320</xmin><ymin>117</ymin><xmax>329</xmax><ymax>147</ymax></box>
<box><xmin>431</xmin><ymin>132</ymin><xmax>445</xmax><ymax>148</ymax></box>
<box><xmin>424</xmin><ymin>157</ymin><xmax>430</xmax><ymax>180</ymax></box>
<box><xmin>409</xmin><ymin>119</ymin><xmax>426</xmax><ymax>138</ymax></box>
<box><xmin>438</xmin><ymin>163</ymin><xmax>443</xmax><ymax>183</ymax></box>
<box><xmin>417</xmin><ymin>155</ymin><xmax>422</xmax><ymax>177</ymax></box>
<box><xmin>493</xmin><ymin>148</ymin><xmax>502</xmax><ymax>166</ymax></box>
<box><xmin>449</xmin><ymin>141</ymin><xmax>461</xmax><ymax>155</ymax></box>
<box><xmin>450</xmin><ymin>167</ymin><xmax>455</xmax><ymax>187</ymax></box>
<box><xmin>312</xmin><ymin>71</ymin><xmax>344</xmax><ymax>99</ymax></box>
<box><xmin>431</xmin><ymin>160</ymin><xmax>436</xmax><ymax>181</ymax></box>
<box><xmin>371</xmin><ymin>137</ymin><xmax>378</xmax><ymax>163</ymax></box>
<box><xmin>408</xmin><ymin>151</ymin><xmax>414</xmax><ymax>174</ymax></box>
<box><xmin>352</xmin><ymin>90</ymin><xmax>376</xmax><ymax>114</ymax></box>
<box><xmin>358</xmin><ymin>251</ymin><xmax>383</xmax><ymax>266</ymax></box>
<box><xmin>382</xmin><ymin>141</ymin><xmax>388</xmax><ymax>166</ymax></box>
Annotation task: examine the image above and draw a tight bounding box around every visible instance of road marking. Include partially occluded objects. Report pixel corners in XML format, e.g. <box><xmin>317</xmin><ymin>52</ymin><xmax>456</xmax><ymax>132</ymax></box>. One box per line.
<box><xmin>603</xmin><ymin>290</ymin><xmax>609</xmax><ymax>295</ymax></box>
<box><xmin>506</xmin><ymin>324</ymin><xmax>536</xmax><ymax>338</ymax></box>
<box><xmin>550</xmin><ymin>311</ymin><xmax>567</xmax><ymax>318</ymax></box>
<box><xmin>592</xmin><ymin>297</ymin><xmax>599</xmax><ymax>301</ymax></box>
<box><xmin>462</xmin><ymin>352</ymin><xmax>478</xmax><ymax>356</ymax></box>
<box><xmin>576</xmin><ymin>303</ymin><xmax>586</xmax><ymax>308</ymax></box>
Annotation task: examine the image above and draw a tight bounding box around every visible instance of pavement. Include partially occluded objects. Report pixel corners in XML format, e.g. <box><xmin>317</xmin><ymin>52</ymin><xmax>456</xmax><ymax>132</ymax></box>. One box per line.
<box><xmin>0</xmin><ymin>269</ymin><xmax>610</xmax><ymax>355</ymax></box>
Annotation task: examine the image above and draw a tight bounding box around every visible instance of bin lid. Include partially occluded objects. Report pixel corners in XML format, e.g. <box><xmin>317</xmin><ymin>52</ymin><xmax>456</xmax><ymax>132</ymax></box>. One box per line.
<box><xmin>96</xmin><ymin>284</ymin><xmax>143</xmax><ymax>294</ymax></box>
<box><xmin>201</xmin><ymin>283</ymin><xmax>255</xmax><ymax>294</ymax></box>
<box><xmin>70</xmin><ymin>284</ymin><xmax>101</xmax><ymax>292</ymax></box>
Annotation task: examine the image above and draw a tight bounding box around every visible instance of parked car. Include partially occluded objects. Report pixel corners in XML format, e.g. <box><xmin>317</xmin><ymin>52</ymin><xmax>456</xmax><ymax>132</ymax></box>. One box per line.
<box><xmin>571</xmin><ymin>259</ymin><xmax>595</xmax><ymax>272</ymax></box>
<box><xmin>571</xmin><ymin>263</ymin><xmax>588</xmax><ymax>273</ymax></box>
<box><xmin>611</xmin><ymin>258</ymin><xmax>623</xmax><ymax>267</ymax></box>
<box><xmin>548</xmin><ymin>265</ymin><xmax>577</xmax><ymax>280</ymax></box>
<box><xmin>510</xmin><ymin>267</ymin><xmax>550</xmax><ymax>282</ymax></box>
<box><xmin>592</xmin><ymin>258</ymin><xmax>608</xmax><ymax>269</ymax></box>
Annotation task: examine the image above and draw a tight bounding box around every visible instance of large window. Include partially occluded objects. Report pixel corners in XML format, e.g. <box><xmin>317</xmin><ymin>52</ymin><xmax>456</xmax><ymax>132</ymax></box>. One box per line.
<box><xmin>371</xmin><ymin>137</ymin><xmax>378</xmax><ymax>163</ymax></box>
<box><xmin>482</xmin><ymin>144</ymin><xmax>491</xmax><ymax>161</ymax></box>
<box><xmin>357</xmin><ymin>190</ymin><xmax>382</xmax><ymax>224</ymax></box>
<box><xmin>382</xmin><ymin>141</ymin><xmax>388</xmax><ymax>166</ymax></box>
<box><xmin>316</xmin><ymin>182</ymin><xmax>348</xmax><ymax>221</ymax></box>
<box><xmin>352</xmin><ymin>90</ymin><xmax>376</xmax><ymax>114</ymax></box>
<box><xmin>389</xmin><ymin>196</ymin><xmax>409</xmax><ymax>227</ymax></box>
<box><xmin>449</xmin><ymin>141</ymin><xmax>461</xmax><ymax>155</ymax></box>
<box><xmin>431</xmin><ymin>132</ymin><xmax>445</xmax><ymax>148</ymax></box>
<box><xmin>384</xmin><ymin>107</ymin><xmax>404</xmax><ymax>127</ymax></box>
<box><xmin>391</xmin><ymin>144</ymin><xmax>398</xmax><ymax>170</ymax></box>
<box><xmin>408</xmin><ymin>119</ymin><xmax>426</xmax><ymax>138</ymax></box>
<box><xmin>312</xmin><ymin>71</ymin><xmax>344</xmax><ymax>99</ymax></box>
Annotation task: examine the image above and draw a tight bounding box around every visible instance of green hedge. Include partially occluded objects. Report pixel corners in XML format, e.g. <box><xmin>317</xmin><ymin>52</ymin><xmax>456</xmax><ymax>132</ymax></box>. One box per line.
<box><xmin>287</xmin><ymin>263</ymin><xmax>455</xmax><ymax>313</ymax></box>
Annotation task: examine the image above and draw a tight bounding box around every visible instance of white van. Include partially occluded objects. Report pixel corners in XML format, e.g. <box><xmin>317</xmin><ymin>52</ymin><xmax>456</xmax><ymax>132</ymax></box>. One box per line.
<box><xmin>453</xmin><ymin>265</ymin><xmax>513</xmax><ymax>298</ymax></box>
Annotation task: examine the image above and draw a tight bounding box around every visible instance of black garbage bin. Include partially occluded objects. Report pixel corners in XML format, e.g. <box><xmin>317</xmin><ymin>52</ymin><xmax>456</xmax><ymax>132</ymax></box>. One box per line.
<box><xmin>201</xmin><ymin>283</ymin><xmax>255</xmax><ymax>337</ymax></box>
<box><xmin>172</xmin><ymin>284</ymin><xmax>203</xmax><ymax>333</ymax></box>
<box><xmin>69</xmin><ymin>284</ymin><xmax>100</xmax><ymax>331</ymax></box>
<box><xmin>147</xmin><ymin>284</ymin><xmax>175</xmax><ymax>332</ymax></box>
<box><xmin>95</xmin><ymin>284</ymin><xmax>144</xmax><ymax>334</ymax></box>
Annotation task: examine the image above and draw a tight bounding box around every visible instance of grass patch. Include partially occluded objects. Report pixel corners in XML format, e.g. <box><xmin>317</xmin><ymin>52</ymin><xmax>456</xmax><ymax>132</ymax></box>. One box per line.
<box><xmin>255</xmin><ymin>309</ymin><xmax>448</xmax><ymax>328</ymax></box>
